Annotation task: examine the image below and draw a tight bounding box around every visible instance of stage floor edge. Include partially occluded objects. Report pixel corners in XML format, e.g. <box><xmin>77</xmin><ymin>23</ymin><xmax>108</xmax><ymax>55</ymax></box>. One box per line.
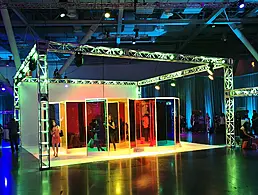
<box><xmin>23</xmin><ymin>142</ymin><xmax>226</xmax><ymax>168</ymax></box>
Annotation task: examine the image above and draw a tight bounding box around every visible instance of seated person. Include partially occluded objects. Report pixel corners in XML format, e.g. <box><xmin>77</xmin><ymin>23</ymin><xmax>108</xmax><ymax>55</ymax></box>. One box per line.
<box><xmin>240</xmin><ymin>119</ymin><xmax>255</xmax><ymax>149</ymax></box>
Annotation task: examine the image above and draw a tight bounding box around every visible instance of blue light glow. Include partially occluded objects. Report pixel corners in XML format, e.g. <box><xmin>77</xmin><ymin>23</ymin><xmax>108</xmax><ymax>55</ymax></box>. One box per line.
<box><xmin>239</xmin><ymin>3</ymin><xmax>245</xmax><ymax>8</ymax></box>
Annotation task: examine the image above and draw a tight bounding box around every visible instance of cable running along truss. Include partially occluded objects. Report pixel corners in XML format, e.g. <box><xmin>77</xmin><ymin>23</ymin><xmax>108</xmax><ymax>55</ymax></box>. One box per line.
<box><xmin>14</xmin><ymin>41</ymin><xmax>235</xmax><ymax>170</ymax></box>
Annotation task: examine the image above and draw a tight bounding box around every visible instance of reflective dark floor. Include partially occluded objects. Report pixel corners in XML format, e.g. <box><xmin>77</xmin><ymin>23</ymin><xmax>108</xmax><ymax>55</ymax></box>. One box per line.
<box><xmin>1</xmin><ymin>145</ymin><xmax>258</xmax><ymax>195</ymax></box>
<box><xmin>180</xmin><ymin>132</ymin><xmax>226</xmax><ymax>145</ymax></box>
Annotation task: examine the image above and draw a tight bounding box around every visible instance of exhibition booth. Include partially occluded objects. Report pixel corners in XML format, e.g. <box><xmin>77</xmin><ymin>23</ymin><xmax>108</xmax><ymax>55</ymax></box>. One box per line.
<box><xmin>19</xmin><ymin>81</ymin><xmax>181</xmax><ymax>162</ymax></box>
<box><xmin>13</xmin><ymin>41</ymin><xmax>232</xmax><ymax>169</ymax></box>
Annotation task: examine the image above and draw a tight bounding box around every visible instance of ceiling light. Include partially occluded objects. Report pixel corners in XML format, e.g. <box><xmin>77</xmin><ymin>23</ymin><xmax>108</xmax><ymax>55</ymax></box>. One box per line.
<box><xmin>171</xmin><ymin>79</ymin><xmax>176</xmax><ymax>87</ymax></box>
<box><xmin>104</xmin><ymin>9</ymin><xmax>111</xmax><ymax>18</ymax></box>
<box><xmin>238</xmin><ymin>0</ymin><xmax>245</xmax><ymax>8</ymax></box>
<box><xmin>208</xmin><ymin>75</ymin><xmax>214</xmax><ymax>80</ymax></box>
<box><xmin>155</xmin><ymin>83</ymin><xmax>160</xmax><ymax>90</ymax></box>
<box><xmin>60</xmin><ymin>8</ymin><xmax>67</xmax><ymax>18</ymax></box>
<box><xmin>151</xmin><ymin>37</ymin><xmax>155</xmax><ymax>43</ymax></box>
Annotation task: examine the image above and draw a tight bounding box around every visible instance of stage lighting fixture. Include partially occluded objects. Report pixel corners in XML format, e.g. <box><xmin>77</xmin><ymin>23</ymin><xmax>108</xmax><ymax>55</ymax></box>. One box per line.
<box><xmin>238</xmin><ymin>0</ymin><xmax>245</xmax><ymax>8</ymax></box>
<box><xmin>171</xmin><ymin>79</ymin><xmax>176</xmax><ymax>87</ymax></box>
<box><xmin>60</xmin><ymin>8</ymin><xmax>67</xmax><ymax>18</ymax></box>
<box><xmin>1</xmin><ymin>87</ymin><xmax>6</xmax><ymax>91</ymax></box>
<box><xmin>251</xmin><ymin>61</ymin><xmax>255</xmax><ymax>67</ymax></box>
<box><xmin>75</xmin><ymin>51</ymin><xmax>84</xmax><ymax>67</ymax></box>
<box><xmin>29</xmin><ymin>58</ymin><xmax>37</xmax><ymax>71</ymax></box>
<box><xmin>208</xmin><ymin>75</ymin><xmax>214</xmax><ymax>80</ymax></box>
<box><xmin>134</xmin><ymin>28</ymin><xmax>139</xmax><ymax>38</ymax></box>
<box><xmin>155</xmin><ymin>83</ymin><xmax>160</xmax><ymax>90</ymax></box>
<box><xmin>212</xmin><ymin>24</ymin><xmax>216</xmax><ymax>28</ymax></box>
<box><xmin>132</xmin><ymin>39</ymin><xmax>136</xmax><ymax>45</ymax></box>
<box><xmin>104</xmin><ymin>9</ymin><xmax>111</xmax><ymax>18</ymax></box>
<box><xmin>64</xmin><ymin>84</ymin><xmax>69</xmax><ymax>88</ymax></box>
<box><xmin>207</xmin><ymin>62</ymin><xmax>214</xmax><ymax>75</ymax></box>
<box><xmin>105</xmin><ymin>30</ymin><xmax>110</xmax><ymax>38</ymax></box>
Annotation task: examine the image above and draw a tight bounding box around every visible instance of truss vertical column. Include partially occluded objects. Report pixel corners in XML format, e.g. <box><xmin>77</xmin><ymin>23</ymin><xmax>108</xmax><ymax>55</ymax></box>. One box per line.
<box><xmin>37</xmin><ymin>41</ymin><xmax>50</xmax><ymax>170</ymax></box>
<box><xmin>224</xmin><ymin>62</ymin><xmax>235</xmax><ymax>147</ymax></box>
<box><xmin>13</xmin><ymin>82</ymin><xmax>21</xmax><ymax>146</ymax></box>
<box><xmin>137</xmin><ymin>86</ymin><xmax>142</xmax><ymax>98</ymax></box>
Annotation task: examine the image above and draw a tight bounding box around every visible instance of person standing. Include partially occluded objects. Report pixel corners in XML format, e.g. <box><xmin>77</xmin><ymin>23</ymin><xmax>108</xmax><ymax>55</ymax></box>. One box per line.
<box><xmin>51</xmin><ymin>120</ymin><xmax>60</xmax><ymax>157</ymax></box>
<box><xmin>0</xmin><ymin>124</ymin><xmax>3</xmax><ymax>147</ymax></box>
<box><xmin>108</xmin><ymin>114</ymin><xmax>116</xmax><ymax>151</ymax></box>
<box><xmin>7</xmin><ymin>119</ymin><xmax>19</xmax><ymax>153</ymax></box>
<box><xmin>142</xmin><ymin>114</ymin><xmax>150</xmax><ymax>142</ymax></box>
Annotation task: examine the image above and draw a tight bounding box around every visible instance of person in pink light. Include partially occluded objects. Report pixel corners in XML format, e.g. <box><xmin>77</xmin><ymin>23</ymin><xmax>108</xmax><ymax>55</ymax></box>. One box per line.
<box><xmin>51</xmin><ymin>120</ymin><xmax>60</xmax><ymax>157</ymax></box>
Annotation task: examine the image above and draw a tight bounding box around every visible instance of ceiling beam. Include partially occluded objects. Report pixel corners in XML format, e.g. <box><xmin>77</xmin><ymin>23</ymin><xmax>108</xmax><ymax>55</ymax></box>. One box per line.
<box><xmin>2</xmin><ymin>18</ymin><xmax>258</xmax><ymax>27</ymax></box>
<box><xmin>0</xmin><ymin>2</ymin><xmax>257</xmax><ymax>9</ymax></box>
<box><xmin>229</xmin><ymin>23</ymin><xmax>258</xmax><ymax>62</ymax></box>
<box><xmin>0</xmin><ymin>9</ymin><xmax>21</xmax><ymax>70</ymax></box>
<box><xmin>246</xmin><ymin>7</ymin><xmax>258</xmax><ymax>17</ymax></box>
<box><xmin>58</xmin><ymin>24</ymin><xmax>99</xmax><ymax>75</ymax></box>
<box><xmin>11</xmin><ymin>8</ymin><xmax>40</xmax><ymax>40</ymax></box>
<box><xmin>176</xmin><ymin>7</ymin><xmax>225</xmax><ymax>53</ymax></box>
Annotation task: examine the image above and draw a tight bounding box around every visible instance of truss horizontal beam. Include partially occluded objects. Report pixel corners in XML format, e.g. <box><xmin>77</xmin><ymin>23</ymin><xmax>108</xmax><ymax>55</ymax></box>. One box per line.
<box><xmin>231</xmin><ymin>87</ymin><xmax>258</xmax><ymax>97</ymax></box>
<box><xmin>22</xmin><ymin>78</ymin><xmax>137</xmax><ymax>86</ymax></box>
<box><xmin>48</xmin><ymin>41</ymin><xmax>227</xmax><ymax>65</ymax></box>
<box><xmin>138</xmin><ymin>63</ymin><xmax>225</xmax><ymax>86</ymax></box>
<box><xmin>0</xmin><ymin>2</ymin><xmax>257</xmax><ymax>9</ymax></box>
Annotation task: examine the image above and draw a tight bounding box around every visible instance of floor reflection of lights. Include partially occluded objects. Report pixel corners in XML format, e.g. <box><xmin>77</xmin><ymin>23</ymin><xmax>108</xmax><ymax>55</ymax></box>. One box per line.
<box><xmin>23</xmin><ymin>142</ymin><xmax>225</xmax><ymax>167</ymax></box>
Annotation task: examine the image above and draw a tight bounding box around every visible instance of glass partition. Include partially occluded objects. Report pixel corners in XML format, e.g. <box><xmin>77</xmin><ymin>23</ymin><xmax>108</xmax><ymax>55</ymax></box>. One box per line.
<box><xmin>156</xmin><ymin>99</ymin><xmax>175</xmax><ymax>146</ymax></box>
<box><xmin>134</xmin><ymin>99</ymin><xmax>156</xmax><ymax>148</ymax></box>
<box><xmin>175</xmin><ymin>99</ymin><xmax>180</xmax><ymax>144</ymax></box>
<box><xmin>86</xmin><ymin>99</ymin><xmax>108</xmax><ymax>154</ymax></box>
<box><xmin>129</xmin><ymin>99</ymin><xmax>136</xmax><ymax>148</ymax></box>
<box><xmin>59</xmin><ymin>102</ymin><xmax>67</xmax><ymax>149</ymax></box>
<box><xmin>66</xmin><ymin>102</ymin><xmax>86</xmax><ymax>149</ymax></box>
<box><xmin>108</xmin><ymin>100</ymin><xmax>130</xmax><ymax>152</ymax></box>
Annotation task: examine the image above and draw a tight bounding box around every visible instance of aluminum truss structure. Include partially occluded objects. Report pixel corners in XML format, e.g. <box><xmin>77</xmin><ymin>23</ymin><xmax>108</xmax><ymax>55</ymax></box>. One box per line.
<box><xmin>224</xmin><ymin>65</ymin><xmax>235</xmax><ymax>147</ymax></box>
<box><xmin>231</xmin><ymin>87</ymin><xmax>258</xmax><ymax>97</ymax></box>
<box><xmin>14</xmin><ymin>40</ymin><xmax>235</xmax><ymax>170</ymax></box>
<box><xmin>37</xmin><ymin>42</ymin><xmax>50</xmax><ymax>170</ymax></box>
<box><xmin>138</xmin><ymin>63</ymin><xmax>225</xmax><ymax>86</ymax></box>
<box><xmin>22</xmin><ymin>77</ymin><xmax>137</xmax><ymax>86</ymax></box>
<box><xmin>47</xmin><ymin>41</ymin><xmax>227</xmax><ymax>65</ymax></box>
<box><xmin>137</xmin><ymin>60</ymin><xmax>235</xmax><ymax>147</ymax></box>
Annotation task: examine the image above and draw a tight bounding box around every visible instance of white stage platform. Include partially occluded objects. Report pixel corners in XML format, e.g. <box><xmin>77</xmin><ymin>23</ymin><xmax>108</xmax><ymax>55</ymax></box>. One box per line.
<box><xmin>24</xmin><ymin>142</ymin><xmax>226</xmax><ymax>167</ymax></box>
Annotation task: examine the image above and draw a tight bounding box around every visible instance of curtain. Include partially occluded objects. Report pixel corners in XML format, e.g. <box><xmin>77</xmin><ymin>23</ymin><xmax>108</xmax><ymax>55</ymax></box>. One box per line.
<box><xmin>0</xmin><ymin>94</ymin><xmax>14</xmax><ymax>126</ymax></box>
<box><xmin>141</xmin><ymin>76</ymin><xmax>224</xmax><ymax>128</ymax></box>
<box><xmin>234</xmin><ymin>72</ymin><xmax>258</xmax><ymax>120</ymax></box>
